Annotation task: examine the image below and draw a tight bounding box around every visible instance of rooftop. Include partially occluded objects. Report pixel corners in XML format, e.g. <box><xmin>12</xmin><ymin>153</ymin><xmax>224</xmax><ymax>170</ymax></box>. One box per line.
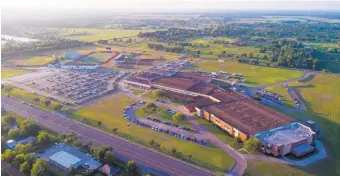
<box><xmin>189</xmin><ymin>83</ymin><xmax>217</xmax><ymax>95</ymax></box>
<box><xmin>256</xmin><ymin>122</ymin><xmax>315</xmax><ymax>146</ymax></box>
<box><xmin>151</xmin><ymin>77</ymin><xmax>198</xmax><ymax>90</ymax></box>
<box><xmin>174</xmin><ymin>72</ymin><xmax>211</xmax><ymax>83</ymax></box>
<box><xmin>184</xmin><ymin>96</ymin><xmax>216</xmax><ymax>112</ymax></box>
<box><xmin>209</xmin><ymin>90</ymin><xmax>244</xmax><ymax>102</ymax></box>
<box><xmin>49</xmin><ymin>151</ymin><xmax>82</xmax><ymax>168</ymax></box>
<box><xmin>135</xmin><ymin>72</ymin><xmax>163</xmax><ymax>81</ymax></box>
<box><xmin>63</xmin><ymin>62</ymin><xmax>98</xmax><ymax>66</ymax></box>
<box><xmin>205</xmin><ymin>98</ymin><xmax>294</xmax><ymax>135</ymax></box>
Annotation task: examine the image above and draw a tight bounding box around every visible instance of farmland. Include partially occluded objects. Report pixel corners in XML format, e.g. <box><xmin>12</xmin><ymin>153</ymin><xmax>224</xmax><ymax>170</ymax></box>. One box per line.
<box><xmin>268</xmin><ymin>73</ymin><xmax>340</xmax><ymax>175</ymax></box>
<box><xmin>1</xmin><ymin>68</ymin><xmax>29</xmax><ymax>78</ymax></box>
<box><xmin>196</xmin><ymin>60</ymin><xmax>303</xmax><ymax>87</ymax></box>
<box><xmin>56</xmin><ymin>28</ymin><xmax>153</xmax><ymax>42</ymax></box>
<box><xmin>72</xmin><ymin>93</ymin><xmax>234</xmax><ymax>175</ymax></box>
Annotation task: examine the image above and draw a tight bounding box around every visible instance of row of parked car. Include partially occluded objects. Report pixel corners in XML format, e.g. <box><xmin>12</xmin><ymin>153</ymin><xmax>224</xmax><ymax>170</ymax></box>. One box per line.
<box><xmin>256</xmin><ymin>89</ymin><xmax>283</xmax><ymax>105</ymax></box>
<box><xmin>146</xmin><ymin>117</ymin><xmax>192</xmax><ymax>132</ymax></box>
<box><xmin>122</xmin><ymin>103</ymin><xmax>205</xmax><ymax>145</ymax></box>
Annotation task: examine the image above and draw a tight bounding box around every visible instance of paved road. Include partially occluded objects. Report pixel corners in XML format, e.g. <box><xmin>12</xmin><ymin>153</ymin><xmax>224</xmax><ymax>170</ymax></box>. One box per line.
<box><xmin>2</xmin><ymin>95</ymin><xmax>214</xmax><ymax>176</ymax></box>
<box><xmin>123</xmin><ymin>92</ymin><xmax>247</xmax><ymax>176</ymax></box>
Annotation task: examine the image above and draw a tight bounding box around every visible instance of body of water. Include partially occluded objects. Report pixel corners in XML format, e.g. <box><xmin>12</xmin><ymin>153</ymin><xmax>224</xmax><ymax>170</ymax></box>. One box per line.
<box><xmin>1</xmin><ymin>34</ymin><xmax>39</xmax><ymax>43</ymax></box>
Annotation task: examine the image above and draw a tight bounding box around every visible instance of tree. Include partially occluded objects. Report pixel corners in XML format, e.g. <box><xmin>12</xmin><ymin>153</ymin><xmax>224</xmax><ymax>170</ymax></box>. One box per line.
<box><xmin>37</xmin><ymin>132</ymin><xmax>51</xmax><ymax>146</ymax></box>
<box><xmin>103</xmin><ymin>151</ymin><xmax>115</xmax><ymax>164</ymax></box>
<box><xmin>69</xmin><ymin>165</ymin><xmax>76</xmax><ymax>174</ymax></box>
<box><xmin>1</xmin><ymin>149</ymin><xmax>16</xmax><ymax>162</ymax></box>
<box><xmin>171</xmin><ymin>148</ymin><xmax>177</xmax><ymax>155</ymax></box>
<box><xmin>8</xmin><ymin>129</ymin><xmax>21</xmax><ymax>139</ymax></box>
<box><xmin>144</xmin><ymin>102</ymin><xmax>156</xmax><ymax>108</ymax></box>
<box><xmin>43</xmin><ymin>100</ymin><xmax>51</xmax><ymax>108</ymax></box>
<box><xmin>53</xmin><ymin>104</ymin><xmax>63</xmax><ymax>111</ymax></box>
<box><xmin>33</xmin><ymin>97</ymin><xmax>40</xmax><ymax>104</ymax></box>
<box><xmin>263</xmin><ymin>55</ymin><xmax>268</xmax><ymax>60</ymax></box>
<box><xmin>188</xmin><ymin>153</ymin><xmax>192</xmax><ymax>160</ymax></box>
<box><xmin>98</xmin><ymin>121</ymin><xmax>102</xmax><ymax>127</ymax></box>
<box><xmin>244</xmin><ymin>137</ymin><xmax>260</xmax><ymax>152</ymax></box>
<box><xmin>172</xmin><ymin>112</ymin><xmax>185</xmax><ymax>121</ymax></box>
<box><xmin>249</xmin><ymin>52</ymin><xmax>254</xmax><ymax>58</ymax></box>
<box><xmin>313</xmin><ymin>58</ymin><xmax>319</xmax><ymax>70</ymax></box>
<box><xmin>125</xmin><ymin>160</ymin><xmax>140</xmax><ymax>175</ymax></box>
<box><xmin>30</xmin><ymin>159</ymin><xmax>47</xmax><ymax>176</ymax></box>
<box><xmin>14</xmin><ymin>144</ymin><xmax>33</xmax><ymax>154</ymax></box>
<box><xmin>20</xmin><ymin>161</ymin><xmax>31</xmax><ymax>175</ymax></box>
<box><xmin>152</xmin><ymin>89</ymin><xmax>164</xmax><ymax>97</ymax></box>
<box><xmin>4</xmin><ymin>86</ymin><xmax>13</xmax><ymax>97</ymax></box>
<box><xmin>2</xmin><ymin>116</ymin><xmax>17</xmax><ymax>126</ymax></box>
<box><xmin>13</xmin><ymin>153</ymin><xmax>26</xmax><ymax>168</ymax></box>
<box><xmin>197</xmin><ymin>50</ymin><xmax>201</xmax><ymax>55</ymax></box>
<box><xmin>19</xmin><ymin>120</ymin><xmax>40</xmax><ymax>137</ymax></box>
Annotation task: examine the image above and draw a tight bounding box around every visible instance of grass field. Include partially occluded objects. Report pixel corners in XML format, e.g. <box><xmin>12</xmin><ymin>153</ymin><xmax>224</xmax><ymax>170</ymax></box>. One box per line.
<box><xmin>72</xmin><ymin>93</ymin><xmax>234</xmax><ymax>175</ymax></box>
<box><xmin>1</xmin><ymin>87</ymin><xmax>72</xmax><ymax>111</ymax></box>
<box><xmin>135</xmin><ymin>106</ymin><xmax>194</xmax><ymax>129</ymax></box>
<box><xmin>21</xmin><ymin>56</ymin><xmax>55</xmax><ymax>66</ymax></box>
<box><xmin>196</xmin><ymin>60</ymin><xmax>303</xmax><ymax>87</ymax></box>
<box><xmin>1</xmin><ymin>68</ymin><xmax>29</xmax><ymax>78</ymax></box>
<box><xmin>267</xmin><ymin>74</ymin><xmax>340</xmax><ymax>176</ymax></box>
<box><xmin>79</xmin><ymin>53</ymin><xmax>113</xmax><ymax>64</ymax></box>
<box><xmin>244</xmin><ymin>159</ymin><xmax>311</xmax><ymax>176</ymax></box>
<box><xmin>58</xmin><ymin>28</ymin><xmax>152</xmax><ymax>42</ymax></box>
<box><xmin>194</xmin><ymin>117</ymin><xmax>243</xmax><ymax>150</ymax></box>
<box><xmin>141</xmin><ymin>92</ymin><xmax>185</xmax><ymax>106</ymax></box>
<box><xmin>266</xmin><ymin>86</ymin><xmax>296</xmax><ymax>108</ymax></box>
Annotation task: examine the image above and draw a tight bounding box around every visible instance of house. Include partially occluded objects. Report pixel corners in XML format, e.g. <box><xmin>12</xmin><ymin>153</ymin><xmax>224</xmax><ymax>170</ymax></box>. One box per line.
<box><xmin>6</xmin><ymin>140</ymin><xmax>17</xmax><ymax>149</ymax></box>
<box><xmin>99</xmin><ymin>164</ymin><xmax>121</xmax><ymax>176</ymax></box>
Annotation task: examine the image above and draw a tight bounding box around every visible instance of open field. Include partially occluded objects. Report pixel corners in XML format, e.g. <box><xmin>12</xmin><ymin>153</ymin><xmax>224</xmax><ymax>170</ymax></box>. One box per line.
<box><xmin>57</xmin><ymin>28</ymin><xmax>153</xmax><ymax>42</ymax></box>
<box><xmin>1</xmin><ymin>87</ymin><xmax>72</xmax><ymax>111</ymax></box>
<box><xmin>72</xmin><ymin>93</ymin><xmax>234</xmax><ymax>175</ymax></box>
<box><xmin>135</xmin><ymin>106</ymin><xmax>194</xmax><ymax>129</ymax></box>
<box><xmin>266</xmin><ymin>86</ymin><xmax>296</xmax><ymax>108</ymax></box>
<box><xmin>1</xmin><ymin>68</ymin><xmax>29</xmax><ymax>78</ymax></box>
<box><xmin>268</xmin><ymin>74</ymin><xmax>340</xmax><ymax>175</ymax></box>
<box><xmin>20</xmin><ymin>56</ymin><xmax>55</xmax><ymax>66</ymax></box>
<box><xmin>142</xmin><ymin>92</ymin><xmax>185</xmax><ymax>107</ymax></box>
<box><xmin>244</xmin><ymin>159</ymin><xmax>310</xmax><ymax>176</ymax></box>
<box><xmin>196</xmin><ymin>60</ymin><xmax>303</xmax><ymax>87</ymax></box>
<box><xmin>79</xmin><ymin>53</ymin><xmax>113</xmax><ymax>64</ymax></box>
<box><xmin>194</xmin><ymin>117</ymin><xmax>243</xmax><ymax>150</ymax></box>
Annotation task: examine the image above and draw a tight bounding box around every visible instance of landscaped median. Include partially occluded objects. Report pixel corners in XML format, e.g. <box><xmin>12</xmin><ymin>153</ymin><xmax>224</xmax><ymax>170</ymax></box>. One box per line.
<box><xmin>69</xmin><ymin>93</ymin><xmax>234</xmax><ymax>176</ymax></box>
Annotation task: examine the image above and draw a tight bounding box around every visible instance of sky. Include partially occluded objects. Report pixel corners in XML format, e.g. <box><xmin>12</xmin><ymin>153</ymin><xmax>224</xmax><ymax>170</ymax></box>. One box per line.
<box><xmin>1</xmin><ymin>0</ymin><xmax>340</xmax><ymax>11</ymax></box>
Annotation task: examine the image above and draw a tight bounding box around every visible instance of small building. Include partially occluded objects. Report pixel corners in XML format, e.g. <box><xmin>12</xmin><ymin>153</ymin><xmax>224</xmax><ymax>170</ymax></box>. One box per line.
<box><xmin>99</xmin><ymin>164</ymin><xmax>121</xmax><ymax>176</ymax></box>
<box><xmin>17</xmin><ymin>137</ymin><xmax>37</xmax><ymax>145</ymax></box>
<box><xmin>49</xmin><ymin>151</ymin><xmax>82</xmax><ymax>172</ymax></box>
<box><xmin>255</xmin><ymin>122</ymin><xmax>316</xmax><ymax>157</ymax></box>
<box><xmin>61</xmin><ymin>63</ymin><xmax>99</xmax><ymax>70</ymax></box>
<box><xmin>6</xmin><ymin>140</ymin><xmax>17</xmax><ymax>149</ymax></box>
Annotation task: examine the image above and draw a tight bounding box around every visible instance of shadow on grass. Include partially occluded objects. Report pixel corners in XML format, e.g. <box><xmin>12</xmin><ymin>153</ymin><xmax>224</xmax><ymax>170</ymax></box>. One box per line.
<box><xmin>298</xmin><ymin>74</ymin><xmax>315</xmax><ymax>83</ymax></box>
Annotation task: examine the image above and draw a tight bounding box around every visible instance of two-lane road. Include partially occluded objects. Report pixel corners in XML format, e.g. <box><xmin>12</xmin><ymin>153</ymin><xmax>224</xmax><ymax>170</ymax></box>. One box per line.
<box><xmin>2</xmin><ymin>96</ymin><xmax>214</xmax><ymax>176</ymax></box>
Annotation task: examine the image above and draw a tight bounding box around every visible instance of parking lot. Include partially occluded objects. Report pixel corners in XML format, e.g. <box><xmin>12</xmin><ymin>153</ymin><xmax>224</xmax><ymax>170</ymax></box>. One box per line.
<box><xmin>122</xmin><ymin>102</ymin><xmax>207</xmax><ymax>145</ymax></box>
<box><xmin>11</xmin><ymin>68</ymin><xmax>125</xmax><ymax>104</ymax></box>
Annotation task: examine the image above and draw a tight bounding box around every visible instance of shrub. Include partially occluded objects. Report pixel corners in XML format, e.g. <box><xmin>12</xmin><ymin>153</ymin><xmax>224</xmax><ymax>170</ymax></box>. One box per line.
<box><xmin>172</xmin><ymin>112</ymin><xmax>185</xmax><ymax>121</ymax></box>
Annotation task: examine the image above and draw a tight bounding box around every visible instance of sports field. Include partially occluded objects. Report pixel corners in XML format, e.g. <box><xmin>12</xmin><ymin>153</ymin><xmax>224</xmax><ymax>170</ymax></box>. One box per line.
<box><xmin>197</xmin><ymin>60</ymin><xmax>303</xmax><ymax>87</ymax></box>
<box><xmin>58</xmin><ymin>28</ymin><xmax>153</xmax><ymax>42</ymax></box>
<box><xmin>79</xmin><ymin>53</ymin><xmax>113</xmax><ymax>64</ymax></box>
<box><xmin>268</xmin><ymin>74</ymin><xmax>340</xmax><ymax>176</ymax></box>
<box><xmin>73</xmin><ymin>93</ymin><xmax>234</xmax><ymax>175</ymax></box>
<box><xmin>1</xmin><ymin>68</ymin><xmax>29</xmax><ymax>78</ymax></box>
<box><xmin>18</xmin><ymin>56</ymin><xmax>55</xmax><ymax>66</ymax></box>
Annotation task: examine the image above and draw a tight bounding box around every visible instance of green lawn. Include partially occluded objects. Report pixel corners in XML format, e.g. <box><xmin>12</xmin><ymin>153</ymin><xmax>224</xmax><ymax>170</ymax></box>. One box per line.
<box><xmin>244</xmin><ymin>159</ymin><xmax>311</xmax><ymax>176</ymax></box>
<box><xmin>72</xmin><ymin>93</ymin><xmax>234</xmax><ymax>175</ymax></box>
<box><xmin>79</xmin><ymin>53</ymin><xmax>113</xmax><ymax>64</ymax></box>
<box><xmin>141</xmin><ymin>92</ymin><xmax>186</xmax><ymax>107</ymax></box>
<box><xmin>196</xmin><ymin>60</ymin><xmax>303</xmax><ymax>87</ymax></box>
<box><xmin>266</xmin><ymin>86</ymin><xmax>296</xmax><ymax>108</ymax></box>
<box><xmin>1</xmin><ymin>87</ymin><xmax>72</xmax><ymax>111</ymax></box>
<box><xmin>1</xmin><ymin>68</ymin><xmax>29</xmax><ymax>78</ymax></box>
<box><xmin>135</xmin><ymin>106</ymin><xmax>194</xmax><ymax>129</ymax></box>
<box><xmin>58</xmin><ymin>28</ymin><xmax>153</xmax><ymax>42</ymax></box>
<box><xmin>194</xmin><ymin>117</ymin><xmax>243</xmax><ymax>150</ymax></box>
<box><xmin>23</xmin><ymin>56</ymin><xmax>55</xmax><ymax>66</ymax></box>
<box><xmin>266</xmin><ymin>74</ymin><xmax>340</xmax><ymax>176</ymax></box>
